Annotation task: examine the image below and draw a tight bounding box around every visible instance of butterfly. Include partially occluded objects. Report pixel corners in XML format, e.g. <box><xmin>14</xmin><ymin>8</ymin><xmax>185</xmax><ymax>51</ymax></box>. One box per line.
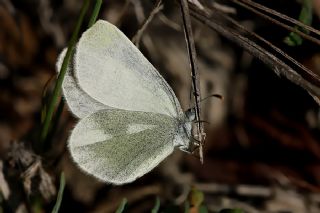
<box><xmin>56</xmin><ymin>20</ymin><xmax>196</xmax><ymax>184</ymax></box>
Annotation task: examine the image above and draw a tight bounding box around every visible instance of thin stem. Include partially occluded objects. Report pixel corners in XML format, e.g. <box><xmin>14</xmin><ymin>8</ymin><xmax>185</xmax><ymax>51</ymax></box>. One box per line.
<box><xmin>40</xmin><ymin>0</ymin><xmax>90</xmax><ymax>146</ymax></box>
<box><xmin>132</xmin><ymin>0</ymin><xmax>163</xmax><ymax>48</ymax></box>
<box><xmin>52</xmin><ymin>172</ymin><xmax>66</xmax><ymax>213</ymax></box>
<box><xmin>180</xmin><ymin>0</ymin><xmax>204</xmax><ymax>163</ymax></box>
<box><xmin>88</xmin><ymin>0</ymin><xmax>102</xmax><ymax>28</ymax></box>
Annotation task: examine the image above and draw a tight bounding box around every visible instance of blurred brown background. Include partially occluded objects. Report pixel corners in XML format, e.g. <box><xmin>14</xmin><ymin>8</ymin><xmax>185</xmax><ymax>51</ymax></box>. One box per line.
<box><xmin>0</xmin><ymin>0</ymin><xmax>320</xmax><ymax>212</ymax></box>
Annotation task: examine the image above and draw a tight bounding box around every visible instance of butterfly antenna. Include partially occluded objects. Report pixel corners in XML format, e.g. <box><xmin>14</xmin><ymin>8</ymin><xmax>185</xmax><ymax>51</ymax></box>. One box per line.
<box><xmin>186</xmin><ymin>93</ymin><xmax>223</xmax><ymax>113</ymax></box>
<box><xmin>193</xmin><ymin>120</ymin><xmax>210</xmax><ymax>125</ymax></box>
<box><xmin>201</xmin><ymin>94</ymin><xmax>223</xmax><ymax>103</ymax></box>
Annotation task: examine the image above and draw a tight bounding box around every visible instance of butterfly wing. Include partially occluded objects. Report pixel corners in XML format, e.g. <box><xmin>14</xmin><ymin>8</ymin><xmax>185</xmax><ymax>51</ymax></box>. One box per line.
<box><xmin>74</xmin><ymin>20</ymin><xmax>183</xmax><ymax>118</ymax></box>
<box><xmin>68</xmin><ymin>108</ymin><xmax>178</xmax><ymax>184</ymax></box>
<box><xmin>56</xmin><ymin>49</ymin><xmax>110</xmax><ymax>118</ymax></box>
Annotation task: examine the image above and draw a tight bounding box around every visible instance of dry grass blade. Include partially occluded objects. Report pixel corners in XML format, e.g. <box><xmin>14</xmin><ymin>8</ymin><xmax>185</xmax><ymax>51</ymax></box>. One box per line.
<box><xmin>207</xmin><ymin>6</ymin><xmax>320</xmax><ymax>87</ymax></box>
<box><xmin>132</xmin><ymin>0</ymin><xmax>163</xmax><ymax>48</ymax></box>
<box><xmin>189</xmin><ymin>7</ymin><xmax>320</xmax><ymax>104</ymax></box>
<box><xmin>229</xmin><ymin>0</ymin><xmax>320</xmax><ymax>46</ymax></box>
<box><xmin>234</xmin><ymin>0</ymin><xmax>320</xmax><ymax>36</ymax></box>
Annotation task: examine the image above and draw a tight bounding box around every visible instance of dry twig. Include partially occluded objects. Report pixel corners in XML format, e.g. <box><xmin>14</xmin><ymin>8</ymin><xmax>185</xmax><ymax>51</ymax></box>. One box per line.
<box><xmin>229</xmin><ymin>0</ymin><xmax>320</xmax><ymax>46</ymax></box>
<box><xmin>180</xmin><ymin>0</ymin><xmax>205</xmax><ymax>163</ymax></box>
<box><xmin>233</xmin><ymin>0</ymin><xmax>320</xmax><ymax>36</ymax></box>
<box><xmin>132</xmin><ymin>0</ymin><xmax>163</xmax><ymax>48</ymax></box>
<box><xmin>207</xmin><ymin>5</ymin><xmax>320</xmax><ymax>87</ymax></box>
<box><xmin>190</xmin><ymin>7</ymin><xmax>320</xmax><ymax>105</ymax></box>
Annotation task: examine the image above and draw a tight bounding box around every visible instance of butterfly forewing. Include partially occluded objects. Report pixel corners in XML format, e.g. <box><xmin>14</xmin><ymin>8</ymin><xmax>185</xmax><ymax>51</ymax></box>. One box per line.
<box><xmin>74</xmin><ymin>20</ymin><xmax>183</xmax><ymax>118</ymax></box>
<box><xmin>56</xmin><ymin>49</ymin><xmax>110</xmax><ymax>118</ymax></box>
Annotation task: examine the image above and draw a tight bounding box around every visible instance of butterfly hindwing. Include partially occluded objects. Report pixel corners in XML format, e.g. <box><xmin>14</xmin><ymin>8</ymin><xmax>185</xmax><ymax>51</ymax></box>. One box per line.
<box><xmin>69</xmin><ymin>108</ymin><xmax>178</xmax><ymax>184</ymax></box>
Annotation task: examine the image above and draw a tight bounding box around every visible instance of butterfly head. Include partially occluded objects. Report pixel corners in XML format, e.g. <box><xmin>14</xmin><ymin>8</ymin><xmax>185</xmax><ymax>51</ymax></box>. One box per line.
<box><xmin>173</xmin><ymin>108</ymin><xmax>198</xmax><ymax>152</ymax></box>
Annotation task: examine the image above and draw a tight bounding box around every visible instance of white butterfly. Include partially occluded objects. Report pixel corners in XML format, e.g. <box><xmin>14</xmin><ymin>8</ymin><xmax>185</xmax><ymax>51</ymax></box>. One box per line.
<box><xmin>56</xmin><ymin>20</ymin><xmax>196</xmax><ymax>184</ymax></box>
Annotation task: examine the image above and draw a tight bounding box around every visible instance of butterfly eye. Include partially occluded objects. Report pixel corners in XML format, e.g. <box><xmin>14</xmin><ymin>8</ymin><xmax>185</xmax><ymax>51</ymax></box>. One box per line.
<box><xmin>185</xmin><ymin>94</ymin><xmax>222</xmax><ymax>122</ymax></box>
<box><xmin>185</xmin><ymin>108</ymin><xmax>196</xmax><ymax>121</ymax></box>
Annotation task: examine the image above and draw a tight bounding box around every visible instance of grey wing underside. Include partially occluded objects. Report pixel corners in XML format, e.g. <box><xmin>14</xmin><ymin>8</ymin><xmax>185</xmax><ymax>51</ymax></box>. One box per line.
<box><xmin>69</xmin><ymin>109</ymin><xmax>178</xmax><ymax>184</ymax></box>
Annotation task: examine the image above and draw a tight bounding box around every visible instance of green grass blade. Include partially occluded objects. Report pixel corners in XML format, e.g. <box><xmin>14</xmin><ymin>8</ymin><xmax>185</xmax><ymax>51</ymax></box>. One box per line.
<box><xmin>151</xmin><ymin>197</ymin><xmax>160</xmax><ymax>213</ymax></box>
<box><xmin>184</xmin><ymin>201</ymin><xmax>190</xmax><ymax>213</ymax></box>
<box><xmin>284</xmin><ymin>0</ymin><xmax>312</xmax><ymax>46</ymax></box>
<box><xmin>44</xmin><ymin>99</ymin><xmax>65</xmax><ymax>150</ymax></box>
<box><xmin>52</xmin><ymin>172</ymin><xmax>66</xmax><ymax>213</ymax></box>
<box><xmin>115</xmin><ymin>198</ymin><xmax>127</xmax><ymax>213</ymax></box>
<box><xmin>198</xmin><ymin>205</ymin><xmax>208</xmax><ymax>213</ymax></box>
<box><xmin>88</xmin><ymin>0</ymin><xmax>102</xmax><ymax>28</ymax></box>
<box><xmin>40</xmin><ymin>0</ymin><xmax>90</xmax><ymax>147</ymax></box>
